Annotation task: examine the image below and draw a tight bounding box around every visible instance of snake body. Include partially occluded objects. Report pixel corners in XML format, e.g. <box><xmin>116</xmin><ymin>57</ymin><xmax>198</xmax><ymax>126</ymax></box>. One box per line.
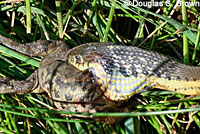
<box><xmin>67</xmin><ymin>42</ymin><xmax>200</xmax><ymax>101</ymax></box>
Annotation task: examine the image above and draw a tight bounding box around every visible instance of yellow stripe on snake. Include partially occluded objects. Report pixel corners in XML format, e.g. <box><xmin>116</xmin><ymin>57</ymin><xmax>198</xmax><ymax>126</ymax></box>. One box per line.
<box><xmin>67</xmin><ymin>42</ymin><xmax>200</xmax><ymax>101</ymax></box>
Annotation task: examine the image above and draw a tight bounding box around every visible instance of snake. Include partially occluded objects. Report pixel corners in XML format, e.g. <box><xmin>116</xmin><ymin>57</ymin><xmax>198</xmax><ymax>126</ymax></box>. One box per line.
<box><xmin>67</xmin><ymin>42</ymin><xmax>200</xmax><ymax>101</ymax></box>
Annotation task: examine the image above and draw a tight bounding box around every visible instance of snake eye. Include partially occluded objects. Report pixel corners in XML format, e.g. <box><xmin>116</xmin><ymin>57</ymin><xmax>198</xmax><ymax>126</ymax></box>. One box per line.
<box><xmin>75</xmin><ymin>55</ymin><xmax>83</xmax><ymax>64</ymax></box>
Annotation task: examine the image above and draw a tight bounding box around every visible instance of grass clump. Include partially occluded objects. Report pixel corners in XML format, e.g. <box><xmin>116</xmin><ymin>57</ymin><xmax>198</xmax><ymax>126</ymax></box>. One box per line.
<box><xmin>0</xmin><ymin>0</ymin><xmax>200</xmax><ymax>133</ymax></box>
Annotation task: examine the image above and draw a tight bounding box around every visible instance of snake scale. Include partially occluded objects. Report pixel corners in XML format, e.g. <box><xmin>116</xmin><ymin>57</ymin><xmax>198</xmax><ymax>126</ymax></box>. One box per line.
<box><xmin>68</xmin><ymin>42</ymin><xmax>200</xmax><ymax>101</ymax></box>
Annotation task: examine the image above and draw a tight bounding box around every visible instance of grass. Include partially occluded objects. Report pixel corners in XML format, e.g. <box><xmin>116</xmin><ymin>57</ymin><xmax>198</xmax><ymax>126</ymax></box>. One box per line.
<box><xmin>0</xmin><ymin>0</ymin><xmax>200</xmax><ymax>133</ymax></box>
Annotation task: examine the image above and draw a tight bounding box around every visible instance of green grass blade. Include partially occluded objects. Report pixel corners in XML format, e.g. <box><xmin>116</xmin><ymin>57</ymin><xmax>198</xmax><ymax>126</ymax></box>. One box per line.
<box><xmin>181</xmin><ymin>0</ymin><xmax>189</xmax><ymax>64</ymax></box>
<box><xmin>102</xmin><ymin>4</ymin><xmax>115</xmax><ymax>42</ymax></box>
<box><xmin>125</xmin><ymin>117</ymin><xmax>135</xmax><ymax>134</ymax></box>
<box><xmin>26</xmin><ymin>0</ymin><xmax>31</xmax><ymax>33</ymax></box>
<box><xmin>0</xmin><ymin>45</ymin><xmax>40</xmax><ymax>67</ymax></box>
<box><xmin>55</xmin><ymin>0</ymin><xmax>63</xmax><ymax>39</ymax></box>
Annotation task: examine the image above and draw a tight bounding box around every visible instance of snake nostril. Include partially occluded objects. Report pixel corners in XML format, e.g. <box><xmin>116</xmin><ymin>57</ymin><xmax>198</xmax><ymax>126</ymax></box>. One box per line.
<box><xmin>70</xmin><ymin>57</ymin><xmax>74</xmax><ymax>62</ymax></box>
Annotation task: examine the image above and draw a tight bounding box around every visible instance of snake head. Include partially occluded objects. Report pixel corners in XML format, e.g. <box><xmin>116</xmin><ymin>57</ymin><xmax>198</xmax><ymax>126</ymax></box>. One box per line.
<box><xmin>67</xmin><ymin>43</ymin><xmax>92</xmax><ymax>71</ymax></box>
<box><xmin>67</xmin><ymin>42</ymin><xmax>114</xmax><ymax>71</ymax></box>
